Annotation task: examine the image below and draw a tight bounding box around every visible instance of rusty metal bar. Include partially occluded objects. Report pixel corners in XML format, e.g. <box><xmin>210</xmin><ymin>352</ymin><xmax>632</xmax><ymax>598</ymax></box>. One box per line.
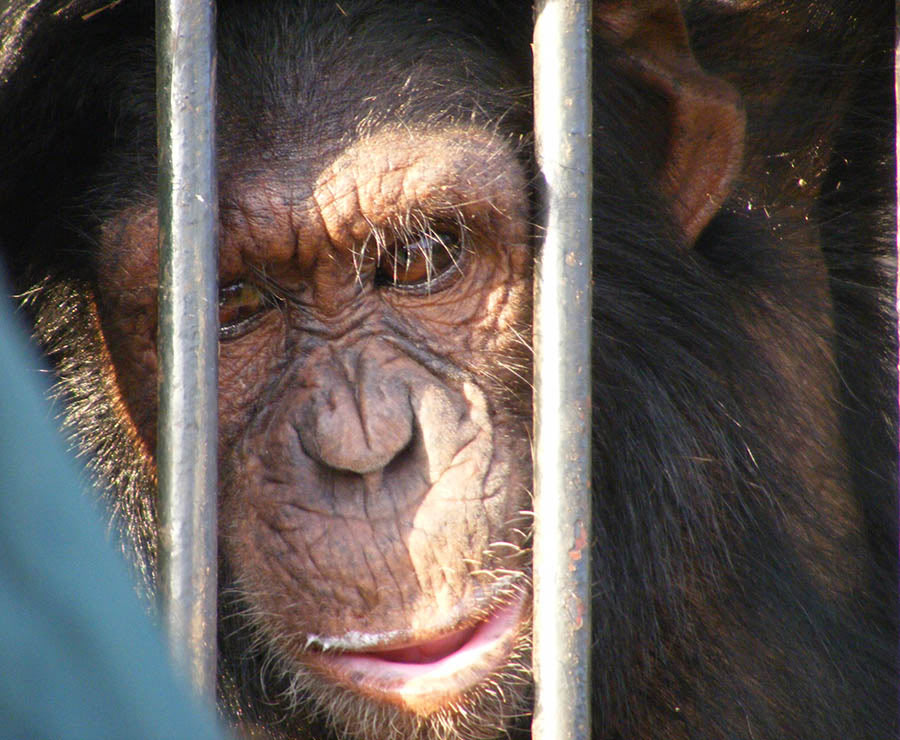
<box><xmin>531</xmin><ymin>1</ymin><xmax>593</xmax><ymax>740</ymax></box>
<box><xmin>156</xmin><ymin>0</ymin><xmax>219</xmax><ymax>702</ymax></box>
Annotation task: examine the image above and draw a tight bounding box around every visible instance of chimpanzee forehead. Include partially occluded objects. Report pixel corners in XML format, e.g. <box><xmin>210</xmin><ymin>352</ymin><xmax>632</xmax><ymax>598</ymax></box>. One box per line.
<box><xmin>91</xmin><ymin>0</ymin><xmax>534</xmax><ymax>217</ymax></box>
<box><xmin>213</xmin><ymin>0</ymin><xmax>533</xmax><ymax>167</ymax></box>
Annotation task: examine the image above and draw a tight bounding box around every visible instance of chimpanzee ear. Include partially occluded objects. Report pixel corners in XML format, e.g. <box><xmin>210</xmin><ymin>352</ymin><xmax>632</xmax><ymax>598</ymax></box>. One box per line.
<box><xmin>596</xmin><ymin>0</ymin><xmax>746</xmax><ymax>244</ymax></box>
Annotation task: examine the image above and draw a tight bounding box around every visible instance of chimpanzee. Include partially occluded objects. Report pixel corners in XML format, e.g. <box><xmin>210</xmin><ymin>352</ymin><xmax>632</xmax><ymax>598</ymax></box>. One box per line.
<box><xmin>0</xmin><ymin>0</ymin><xmax>896</xmax><ymax>738</ymax></box>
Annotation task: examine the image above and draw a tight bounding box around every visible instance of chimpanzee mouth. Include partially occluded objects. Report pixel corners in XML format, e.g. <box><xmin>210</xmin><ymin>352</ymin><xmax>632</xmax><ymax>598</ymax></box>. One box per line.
<box><xmin>303</xmin><ymin>596</ymin><xmax>527</xmax><ymax>714</ymax></box>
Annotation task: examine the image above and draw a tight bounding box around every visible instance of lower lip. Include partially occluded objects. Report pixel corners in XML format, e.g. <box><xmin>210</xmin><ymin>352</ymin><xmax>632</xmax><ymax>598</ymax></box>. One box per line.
<box><xmin>305</xmin><ymin>596</ymin><xmax>526</xmax><ymax>713</ymax></box>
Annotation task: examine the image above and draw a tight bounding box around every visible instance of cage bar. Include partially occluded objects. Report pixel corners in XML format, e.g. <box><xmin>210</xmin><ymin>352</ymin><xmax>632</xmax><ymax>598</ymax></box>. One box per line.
<box><xmin>894</xmin><ymin>0</ymin><xmax>899</xmax><ymax>584</ymax></box>
<box><xmin>156</xmin><ymin>0</ymin><xmax>219</xmax><ymax>702</ymax></box>
<box><xmin>531</xmin><ymin>2</ymin><xmax>593</xmax><ymax>740</ymax></box>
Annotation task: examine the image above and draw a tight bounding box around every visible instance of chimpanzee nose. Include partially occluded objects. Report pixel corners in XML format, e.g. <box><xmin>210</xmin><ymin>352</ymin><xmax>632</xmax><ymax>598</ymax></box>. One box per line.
<box><xmin>295</xmin><ymin>356</ymin><xmax>414</xmax><ymax>475</ymax></box>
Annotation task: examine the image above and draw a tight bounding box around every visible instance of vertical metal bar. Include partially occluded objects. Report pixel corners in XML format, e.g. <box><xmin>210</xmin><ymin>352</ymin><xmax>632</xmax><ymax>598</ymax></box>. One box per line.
<box><xmin>532</xmin><ymin>2</ymin><xmax>593</xmax><ymax>740</ymax></box>
<box><xmin>156</xmin><ymin>0</ymin><xmax>219</xmax><ymax>702</ymax></box>
<box><xmin>894</xmin><ymin>1</ymin><xmax>900</xmax><ymax>624</ymax></box>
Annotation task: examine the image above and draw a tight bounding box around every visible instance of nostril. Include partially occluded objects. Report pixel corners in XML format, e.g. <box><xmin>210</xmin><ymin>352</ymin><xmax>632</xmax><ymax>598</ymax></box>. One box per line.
<box><xmin>383</xmin><ymin>421</ymin><xmax>421</xmax><ymax>478</ymax></box>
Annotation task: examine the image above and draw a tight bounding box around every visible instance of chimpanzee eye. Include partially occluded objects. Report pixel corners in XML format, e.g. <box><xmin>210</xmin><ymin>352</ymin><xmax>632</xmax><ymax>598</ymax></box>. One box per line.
<box><xmin>375</xmin><ymin>231</ymin><xmax>463</xmax><ymax>292</ymax></box>
<box><xmin>218</xmin><ymin>280</ymin><xmax>271</xmax><ymax>339</ymax></box>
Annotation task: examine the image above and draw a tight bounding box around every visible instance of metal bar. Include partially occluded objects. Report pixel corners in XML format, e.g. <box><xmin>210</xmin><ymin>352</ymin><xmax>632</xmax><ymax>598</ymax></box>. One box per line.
<box><xmin>156</xmin><ymin>0</ymin><xmax>219</xmax><ymax>702</ymax></box>
<box><xmin>531</xmin><ymin>2</ymin><xmax>593</xmax><ymax>740</ymax></box>
<box><xmin>894</xmin><ymin>1</ymin><xmax>899</xmax><ymax>620</ymax></box>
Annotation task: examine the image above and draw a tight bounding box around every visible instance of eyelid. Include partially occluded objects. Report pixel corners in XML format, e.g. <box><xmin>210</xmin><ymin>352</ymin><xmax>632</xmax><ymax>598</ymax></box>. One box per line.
<box><xmin>218</xmin><ymin>279</ymin><xmax>273</xmax><ymax>340</ymax></box>
<box><xmin>375</xmin><ymin>229</ymin><xmax>465</xmax><ymax>293</ymax></box>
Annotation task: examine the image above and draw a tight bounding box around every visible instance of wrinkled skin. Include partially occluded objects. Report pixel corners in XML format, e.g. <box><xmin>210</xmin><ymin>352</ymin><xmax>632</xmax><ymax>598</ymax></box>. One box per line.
<box><xmin>0</xmin><ymin>0</ymin><xmax>896</xmax><ymax>739</ymax></box>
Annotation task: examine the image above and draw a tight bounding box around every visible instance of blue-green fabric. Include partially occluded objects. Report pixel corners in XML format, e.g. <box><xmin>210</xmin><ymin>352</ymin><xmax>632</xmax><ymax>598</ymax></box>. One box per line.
<box><xmin>0</xmin><ymin>294</ymin><xmax>228</xmax><ymax>740</ymax></box>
